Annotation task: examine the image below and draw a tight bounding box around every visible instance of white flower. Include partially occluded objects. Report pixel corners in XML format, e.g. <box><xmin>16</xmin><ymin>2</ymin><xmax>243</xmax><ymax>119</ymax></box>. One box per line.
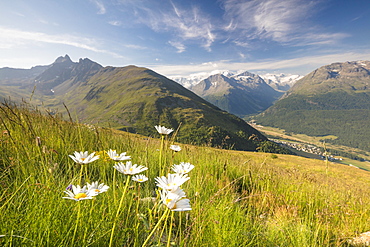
<box><xmin>160</xmin><ymin>187</ymin><xmax>191</xmax><ymax>211</ymax></box>
<box><xmin>155</xmin><ymin>173</ymin><xmax>190</xmax><ymax>191</ymax></box>
<box><xmin>86</xmin><ymin>181</ymin><xmax>109</xmax><ymax>194</ymax></box>
<box><xmin>113</xmin><ymin>161</ymin><xmax>148</xmax><ymax>175</ymax></box>
<box><xmin>132</xmin><ymin>174</ymin><xmax>148</xmax><ymax>183</ymax></box>
<box><xmin>62</xmin><ymin>185</ymin><xmax>98</xmax><ymax>201</ymax></box>
<box><xmin>106</xmin><ymin>149</ymin><xmax>131</xmax><ymax>161</ymax></box>
<box><xmin>170</xmin><ymin>145</ymin><xmax>181</xmax><ymax>152</ymax></box>
<box><xmin>172</xmin><ymin>162</ymin><xmax>194</xmax><ymax>175</ymax></box>
<box><xmin>155</xmin><ymin>125</ymin><xmax>174</xmax><ymax>135</ymax></box>
<box><xmin>69</xmin><ymin>151</ymin><xmax>99</xmax><ymax>164</ymax></box>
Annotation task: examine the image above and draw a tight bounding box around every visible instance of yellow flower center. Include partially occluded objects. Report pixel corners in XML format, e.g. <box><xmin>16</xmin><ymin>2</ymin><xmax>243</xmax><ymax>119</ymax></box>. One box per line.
<box><xmin>129</xmin><ymin>168</ymin><xmax>133</xmax><ymax>171</ymax></box>
<box><xmin>74</xmin><ymin>193</ymin><xmax>87</xmax><ymax>199</ymax></box>
<box><xmin>94</xmin><ymin>189</ymin><xmax>100</xmax><ymax>192</ymax></box>
<box><xmin>165</xmin><ymin>198</ymin><xmax>172</xmax><ymax>204</ymax></box>
<box><xmin>81</xmin><ymin>158</ymin><xmax>86</xmax><ymax>161</ymax></box>
<box><xmin>165</xmin><ymin>199</ymin><xmax>176</xmax><ymax>209</ymax></box>
<box><xmin>138</xmin><ymin>179</ymin><xmax>143</xmax><ymax>182</ymax></box>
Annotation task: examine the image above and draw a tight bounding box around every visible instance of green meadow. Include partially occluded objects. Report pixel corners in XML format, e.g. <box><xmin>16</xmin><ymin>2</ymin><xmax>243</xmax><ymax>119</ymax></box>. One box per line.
<box><xmin>1</xmin><ymin>102</ymin><xmax>370</xmax><ymax>246</ymax></box>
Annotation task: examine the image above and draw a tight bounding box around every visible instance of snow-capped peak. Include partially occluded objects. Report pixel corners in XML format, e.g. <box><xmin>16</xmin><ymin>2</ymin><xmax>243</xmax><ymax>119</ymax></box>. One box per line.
<box><xmin>259</xmin><ymin>73</ymin><xmax>303</xmax><ymax>91</ymax></box>
<box><xmin>171</xmin><ymin>71</ymin><xmax>302</xmax><ymax>91</ymax></box>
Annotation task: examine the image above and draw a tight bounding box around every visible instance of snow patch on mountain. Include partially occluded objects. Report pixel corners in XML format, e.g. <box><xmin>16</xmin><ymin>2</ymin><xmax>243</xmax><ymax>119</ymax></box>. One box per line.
<box><xmin>171</xmin><ymin>71</ymin><xmax>302</xmax><ymax>91</ymax></box>
<box><xmin>260</xmin><ymin>73</ymin><xmax>303</xmax><ymax>91</ymax></box>
<box><xmin>170</xmin><ymin>70</ymin><xmax>237</xmax><ymax>88</ymax></box>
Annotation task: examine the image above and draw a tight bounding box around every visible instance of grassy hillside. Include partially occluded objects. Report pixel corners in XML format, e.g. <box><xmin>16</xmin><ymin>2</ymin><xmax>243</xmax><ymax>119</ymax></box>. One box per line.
<box><xmin>255</xmin><ymin>61</ymin><xmax>370</xmax><ymax>152</ymax></box>
<box><xmin>2</xmin><ymin>102</ymin><xmax>370</xmax><ymax>246</ymax></box>
<box><xmin>1</xmin><ymin>63</ymin><xmax>273</xmax><ymax>151</ymax></box>
<box><xmin>58</xmin><ymin>65</ymin><xmax>268</xmax><ymax>150</ymax></box>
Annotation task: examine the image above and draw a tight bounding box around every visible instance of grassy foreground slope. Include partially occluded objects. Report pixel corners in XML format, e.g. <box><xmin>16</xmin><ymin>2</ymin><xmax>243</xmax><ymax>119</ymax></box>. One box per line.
<box><xmin>2</xmin><ymin>102</ymin><xmax>370</xmax><ymax>246</ymax></box>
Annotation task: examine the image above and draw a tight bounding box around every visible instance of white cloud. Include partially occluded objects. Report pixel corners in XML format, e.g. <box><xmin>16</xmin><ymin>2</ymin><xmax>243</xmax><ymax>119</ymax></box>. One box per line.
<box><xmin>108</xmin><ymin>21</ymin><xmax>122</xmax><ymax>26</ymax></box>
<box><xmin>221</xmin><ymin>0</ymin><xmax>346</xmax><ymax>46</ymax></box>
<box><xmin>293</xmin><ymin>32</ymin><xmax>351</xmax><ymax>46</ymax></box>
<box><xmin>0</xmin><ymin>27</ymin><xmax>123</xmax><ymax>58</ymax></box>
<box><xmin>168</xmin><ymin>40</ymin><xmax>186</xmax><ymax>53</ymax></box>
<box><xmin>91</xmin><ymin>0</ymin><xmax>106</xmax><ymax>14</ymax></box>
<box><xmin>133</xmin><ymin>1</ymin><xmax>215</xmax><ymax>51</ymax></box>
<box><xmin>148</xmin><ymin>51</ymin><xmax>370</xmax><ymax>77</ymax></box>
<box><xmin>222</xmin><ymin>0</ymin><xmax>315</xmax><ymax>41</ymax></box>
<box><xmin>124</xmin><ymin>44</ymin><xmax>147</xmax><ymax>50</ymax></box>
<box><xmin>233</xmin><ymin>40</ymin><xmax>251</xmax><ymax>48</ymax></box>
<box><xmin>119</xmin><ymin>0</ymin><xmax>346</xmax><ymax>54</ymax></box>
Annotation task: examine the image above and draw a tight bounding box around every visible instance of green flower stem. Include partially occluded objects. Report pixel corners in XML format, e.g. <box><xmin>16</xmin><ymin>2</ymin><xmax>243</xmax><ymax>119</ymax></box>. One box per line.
<box><xmin>84</xmin><ymin>199</ymin><xmax>95</xmax><ymax>244</ymax></box>
<box><xmin>158</xmin><ymin>209</ymin><xmax>168</xmax><ymax>246</ymax></box>
<box><xmin>71</xmin><ymin>202</ymin><xmax>82</xmax><ymax>244</ymax></box>
<box><xmin>135</xmin><ymin>184</ymin><xmax>141</xmax><ymax>216</ymax></box>
<box><xmin>109</xmin><ymin>175</ymin><xmax>131</xmax><ymax>247</ymax></box>
<box><xmin>176</xmin><ymin>212</ymin><xmax>182</xmax><ymax>244</ymax></box>
<box><xmin>166</xmin><ymin>210</ymin><xmax>175</xmax><ymax>247</ymax></box>
<box><xmin>78</xmin><ymin>165</ymin><xmax>84</xmax><ymax>185</ymax></box>
<box><xmin>142</xmin><ymin>208</ymin><xmax>170</xmax><ymax>247</ymax></box>
<box><xmin>134</xmin><ymin>185</ymin><xmax>141</xmax><ymax>245</ymax></box>
<box><xmin>112</xmin><ymin>168</ymin><xmax>117</xmax><ymax>204</ymax></box>
<box><xmin>159</xmin><ymin>135</ymin><xmax>164</xmax><ymax>174</ymax></box>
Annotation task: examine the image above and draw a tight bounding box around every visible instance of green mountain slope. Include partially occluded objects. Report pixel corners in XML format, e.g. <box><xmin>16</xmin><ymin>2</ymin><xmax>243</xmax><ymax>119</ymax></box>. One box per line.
<box><xmin>254</xmin><ymin>61</ymin><xmax>370</xmax><ymax>151</ymax></box>
<box><xmin>57</xmin><ymin>65</ymin><xmax>267</xmax><ymax>150</ymax></box>
<box><xmin>1</xmin><ymin>56</ymin><xmax>289</xmax><ymax>152</ymax></box>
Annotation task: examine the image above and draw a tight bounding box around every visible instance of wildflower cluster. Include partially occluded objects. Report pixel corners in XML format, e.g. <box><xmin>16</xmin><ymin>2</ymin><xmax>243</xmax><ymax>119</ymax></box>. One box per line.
<box><xmin>154</xmin><ymin>125</ymin><xmax>193</xmax><ymax>211</ymax></box>
<box><xmin>63</xmin><ymin>125</ymin><xmax>192</xmax><ymax>246</ymax></box>
<box><xmin>155</xmin><ymin>163</ymin><xmax>193</xmax><ymax>211</ymax></box>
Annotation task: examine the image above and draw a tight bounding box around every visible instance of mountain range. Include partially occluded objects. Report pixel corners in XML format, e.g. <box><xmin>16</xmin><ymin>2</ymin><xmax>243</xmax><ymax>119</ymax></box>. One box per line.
<box><xmin>0</xmin><ymin>55</ymin><xmax>285</xmax><ymax>152</ymax></box>
<box><xmin>190</xmin><ymin>71</ymin><xmax>283</xmax><ymax>117</ymax></box>
<box><xmin>254</xmin><ymin>60</ymin><xmax>370</xmax><ymax>152</ymax></box>
<box><xmin>3</xmin><ymin>55</ymin><xmax>368</xmax><ymax>153</ymax></box>
<box><xmin>171</xmin><ymin>71</ymin><xmax>302</xmax><ymax>91</ymax></box>
<box><xmin>171</xmin><ymin>71</ymin><xmax>302</xmax><ymax>117</ymax></box>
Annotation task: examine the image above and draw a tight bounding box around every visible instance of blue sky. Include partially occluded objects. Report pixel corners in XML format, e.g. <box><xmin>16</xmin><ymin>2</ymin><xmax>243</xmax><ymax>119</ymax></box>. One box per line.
<box><xmin>1</xmin><ymin>0</ymin><xmax>370</xmax><ymax>77</ymax></box>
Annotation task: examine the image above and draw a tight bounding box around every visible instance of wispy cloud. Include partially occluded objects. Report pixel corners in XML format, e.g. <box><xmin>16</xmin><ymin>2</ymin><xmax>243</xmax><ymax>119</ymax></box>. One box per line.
<box><xmin>131</xmin><ymin>1</ymin><xmax>215</xmax><ymax>52</ymax></box>
<box><xmin>222</xmin><ymin>0</ymin><xmax>316</xmax><ymax>42</ymax></box>
<box><xmin>221</xmin><ymin>0</ymin><xmax>346</xmax><ymax>46</ymax></box>
<box><xmin>0</xmin><ymin>27</ymin><xmax>123</xmax><ymax>58</ymax></box>
<box><xmin>149</xmin><ymin>51</ymin><xmax>370</xmax><ymax>77</ymax></box>
<box><xmin>108</xmin><ymin>20</ymin><xmax>121</xmax><ymax>26</ymax></box>
<box><xmin>119</xmin><ymin>0</ymin><xmax>346</xmax><ymax>54</ymax></box>
<box><xmin>168</xmin><ymin>41</ymin><xmax>186</xmax><ymax>53</ymax></box>
<box><xmin>124</xmin><ymin>44</ymin><xmax>147</xmax><ymax>50</ymax></box>
<box><xmin>90</xmin><ymin>0</ymin><xmax>106</xmax><ymax>14</ymax></box>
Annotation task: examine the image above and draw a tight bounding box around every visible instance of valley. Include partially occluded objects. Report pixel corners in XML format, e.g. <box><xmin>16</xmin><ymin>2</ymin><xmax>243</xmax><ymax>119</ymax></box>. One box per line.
<box><xmin>251</xmin><ymin>122</ymin><xmax>370</xmax><ymax>170</ymax></box>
